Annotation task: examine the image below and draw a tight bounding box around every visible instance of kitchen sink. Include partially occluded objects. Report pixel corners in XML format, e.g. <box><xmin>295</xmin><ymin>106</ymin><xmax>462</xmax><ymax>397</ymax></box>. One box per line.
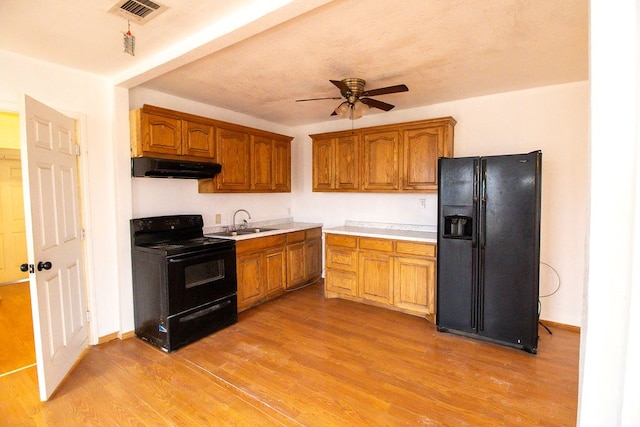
<box><xmin>209</xmin><ymin>227</ymin><xmax>277</xmax><ymax>237</ymax></box>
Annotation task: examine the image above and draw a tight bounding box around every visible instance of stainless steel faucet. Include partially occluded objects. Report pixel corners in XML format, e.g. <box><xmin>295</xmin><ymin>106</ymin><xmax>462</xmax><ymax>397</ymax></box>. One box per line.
<box><xmin>232</xmin><ymin>209</ymin><xmax>251</xmax><ymax>230</ymax></box>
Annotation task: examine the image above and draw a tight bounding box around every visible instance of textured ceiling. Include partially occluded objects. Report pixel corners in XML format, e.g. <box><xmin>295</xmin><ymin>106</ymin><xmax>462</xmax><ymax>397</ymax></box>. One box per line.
<box><xmin>0</xmin><ymin>0</ymin><xmax>588</xmax><ymax>127</ymax></box>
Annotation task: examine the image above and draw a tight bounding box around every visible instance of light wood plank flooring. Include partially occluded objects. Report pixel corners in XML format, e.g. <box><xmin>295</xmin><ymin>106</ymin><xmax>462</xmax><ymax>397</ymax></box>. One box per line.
<box><xmin>0</xmin><ymin>282</ymin><xmax>35</xmax><ymax>375</ymax></box>
<box><xmin>0</xmin><ymin>281</ymin><xmax>579</xmax><ymax>426</ymax></box>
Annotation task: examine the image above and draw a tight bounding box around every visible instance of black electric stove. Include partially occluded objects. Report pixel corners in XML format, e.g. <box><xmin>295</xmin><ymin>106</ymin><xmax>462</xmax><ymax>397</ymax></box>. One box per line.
<box><xmin>130</xmin><ymin>214</ymin><xmax>237</xmax><ymax>352</ymax></box>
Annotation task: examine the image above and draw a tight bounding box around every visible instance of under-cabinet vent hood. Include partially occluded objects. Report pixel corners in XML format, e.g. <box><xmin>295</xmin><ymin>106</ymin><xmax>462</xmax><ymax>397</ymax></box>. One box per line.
<box><xmin>132</xmin><ymin>157</ymin><xmax>221</xmax><ymax>179</ymax></box>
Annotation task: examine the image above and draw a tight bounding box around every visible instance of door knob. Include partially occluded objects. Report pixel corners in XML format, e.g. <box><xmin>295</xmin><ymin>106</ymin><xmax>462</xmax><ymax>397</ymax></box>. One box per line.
<box><xmin>20</xmin><ymin>263</ymin><xmax>30</xmax><ymax>272</ymax></box>
<box><xmin>37</xmin><ymin>261</ymin><xmax>52</xmax><ymax>271</ymax></box>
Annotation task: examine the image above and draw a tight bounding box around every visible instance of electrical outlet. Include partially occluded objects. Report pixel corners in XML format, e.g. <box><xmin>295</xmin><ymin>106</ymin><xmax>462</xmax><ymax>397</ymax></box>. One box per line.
<box><xmin>215</xmin><ymin>213</ymin><xmax>221</xmax><ymax>224</ymax></box>
<box><xmin>419</xmin><ymin>199</ymin><xmax>426</xmax><ymax>209</ymax></box>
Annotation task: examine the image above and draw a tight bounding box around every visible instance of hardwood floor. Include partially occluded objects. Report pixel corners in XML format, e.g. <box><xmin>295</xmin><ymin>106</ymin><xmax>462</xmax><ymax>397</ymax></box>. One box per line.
<box><xmin>0</xmin><ymin>282</ymin><xmax>35</xmax><ymax>375</ymax></box>
<box><xmin>0</xmin><ymin>281</ymin><xmax>579</xmax><ymax>426</ymax></box>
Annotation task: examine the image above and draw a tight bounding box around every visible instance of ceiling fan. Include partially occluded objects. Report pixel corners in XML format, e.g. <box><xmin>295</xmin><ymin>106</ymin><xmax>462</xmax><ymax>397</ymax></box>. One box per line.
<box><xmin>296</xmin><ymin>78</ymin><xmax>409</xmax><ymax>120</ymax></box>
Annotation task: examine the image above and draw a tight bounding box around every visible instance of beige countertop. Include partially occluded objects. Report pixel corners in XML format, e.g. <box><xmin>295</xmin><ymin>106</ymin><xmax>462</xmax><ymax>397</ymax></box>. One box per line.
<box><xmin>323</xmin><ymin>223</ymin><xmax>437</xmax><ymax>244</ymax></box>
<box><xmin>204</xmin><ymin>221</ymin><xmax>322</xmax><ymax>241</ymax></box>
<box><xmin>205</xmin><ymin>218</ymin><xmax>436</xmax><ymax>243</ymax></box>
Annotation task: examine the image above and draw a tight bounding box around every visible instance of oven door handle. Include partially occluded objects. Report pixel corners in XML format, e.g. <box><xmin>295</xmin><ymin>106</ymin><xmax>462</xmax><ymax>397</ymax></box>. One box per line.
<box><xmin>168</xmin><ymin>248</ymin><xmax>231</xmax><ymax>264</ymax></box>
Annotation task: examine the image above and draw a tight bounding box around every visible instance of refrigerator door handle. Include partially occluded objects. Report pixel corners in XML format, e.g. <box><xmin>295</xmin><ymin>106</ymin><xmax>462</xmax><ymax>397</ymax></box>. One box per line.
<box><xmin>480</xmin><ymin>159</ymin><xmax>487</xmax><ymax>249</ymax></box>
<box><xmin>471</xmin><ymin>244</ymin><xmax>479</xmax><ymax>330</ymax></box>
<box><xmin>472</xmin><ymin>159</ymin><xmax>479</xmax><ymax>248</ymax></box>
<box><xmin>478</xmin><ymin>158</ymin><xmax>487</xmax><ymax>331</ymax></box>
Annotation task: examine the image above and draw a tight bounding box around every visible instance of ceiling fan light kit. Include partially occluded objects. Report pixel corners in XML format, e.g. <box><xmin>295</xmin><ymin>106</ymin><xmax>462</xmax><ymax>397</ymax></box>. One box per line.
<box><xmin>334</xmin><ymin>100</ymin><xmax>369</xmax><ymax>120</ymax></box>
<box><xmin>296</xmin><ymin>78</ymin><xmax>409</xmax><ymax>121</ymax></box>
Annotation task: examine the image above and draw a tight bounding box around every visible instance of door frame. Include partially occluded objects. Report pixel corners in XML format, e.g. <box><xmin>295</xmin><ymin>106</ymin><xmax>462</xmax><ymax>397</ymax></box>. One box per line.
<box><xmin>0</xmin><ymin>100</ymin><xmax>98</xmax><ymax>344</ymax></box>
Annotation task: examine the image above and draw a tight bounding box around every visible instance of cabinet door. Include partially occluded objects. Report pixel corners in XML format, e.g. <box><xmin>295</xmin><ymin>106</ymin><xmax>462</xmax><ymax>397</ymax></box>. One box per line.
<box><xmin>252</xmin><ymin>135</ymin><xmax>273</xmax><ymax>191</ymax></box>
<box><xmin>237</xmin><ymin>252</ymin><xmax>264</xmax><ymax>311</ymax></box>
<box><xmin>361</xmin><ymin>131</ymin><xmax>400</xmax><ymax>191</ymax></box>
<box><xmin>273</xmin><ymin>138</ymin><xmax>291</xmax><ymax>192</ymax></box>
<box><xmin>403</xmin><ymin>127</ymin><xmax>442</xmax><ymax>191</ymax></box>
<box><xmin>304</xmin><ymin>238</ymin><xmax>322</xmax><ymax>282</ymax></box>
<box><xmin>325</xmin><ymin>269</ymin><xmax>358</xmax><ymax>297</ymax></box>
<box><xmin>325</xmin><ymin>246</ymin><xmax>357</xmax><ymax>272</ymax></box>
<box><xmin>216</xmin><ymin>127</ymin><xmax>251</xmax><ymax>191</ymax></box>
<box><xmin>358</xmin><ymin>251</ymin><xmax>393</xmax><ymax>304</ymax></box>
<box><xmin>335</xmin><ymin>135</ymin><xmax>359</xmax><ymax>190</ymax></box>
<box><xmin>265</xmin><ymin>247</ymin><xmax>286</xmax><ymax>298</ymax></box>
<box><xmin>142</xmin><ymin>112</ymin><xmax>182</xmax><ymax>156</ymax></box>
<box><xmin>312</xmin><ymin>137</ymin><xmax>335</xmax><ymax>191</ymax></box>
<box><xmin>394</xmin><ymin>256</ymin><xmax>435</xmax><ymax>315</ymax></box>
<box><xmin>182</xmin><ymin>119</ymin><xmax>215</xmax><ymax>160</ymax></box>
<box><xmin>287</xmin><ymin>242</ymin><xmax>306</xmax><ymax>289</ymax></box>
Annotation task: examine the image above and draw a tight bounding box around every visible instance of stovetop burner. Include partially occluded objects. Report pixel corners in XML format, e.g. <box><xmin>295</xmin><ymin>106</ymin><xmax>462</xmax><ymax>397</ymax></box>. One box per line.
<box><xmin>138</xmin><ymin>236</ymin><xmax>234</xmax><ymax>256</ymax></box>
<box><xmin>131</xmin><ymin>215</ymin><xmax>235</xmax><ymax>256</ymax></box>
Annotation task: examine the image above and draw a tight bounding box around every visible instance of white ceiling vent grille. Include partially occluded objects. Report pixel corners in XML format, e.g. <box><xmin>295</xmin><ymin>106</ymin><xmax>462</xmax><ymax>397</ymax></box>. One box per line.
<box><xmin>109</xmin><ymin>0</ymin><xmax>167</xmax><ymax>24</ymax></box>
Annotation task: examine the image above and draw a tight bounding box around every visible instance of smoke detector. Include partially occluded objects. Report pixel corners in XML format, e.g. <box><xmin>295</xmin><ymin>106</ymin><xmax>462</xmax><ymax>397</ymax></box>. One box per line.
<box><xmin>109</xmin><ymin>0</ymin><xmax>167</xmax><ymax>24</ymax></box>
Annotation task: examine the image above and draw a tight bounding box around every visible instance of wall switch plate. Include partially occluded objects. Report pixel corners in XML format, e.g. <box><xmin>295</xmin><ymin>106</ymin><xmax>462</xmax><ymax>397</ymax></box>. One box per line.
<box><xmin>215</xmin><ymin>213</ymin><xmax>221</xmax><ymax>224</ymax></box>
<box><xmin>419</xmin><ymin>199</ymin><xmax>426</xmax><ymax>209</ymax></box>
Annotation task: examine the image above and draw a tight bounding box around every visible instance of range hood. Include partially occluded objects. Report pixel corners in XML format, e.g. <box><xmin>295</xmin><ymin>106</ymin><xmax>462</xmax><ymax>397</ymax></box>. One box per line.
<box><xmin>132</xmin><ymin>157</ymin><xmax>222</xmax><ymax>179</ymax></box>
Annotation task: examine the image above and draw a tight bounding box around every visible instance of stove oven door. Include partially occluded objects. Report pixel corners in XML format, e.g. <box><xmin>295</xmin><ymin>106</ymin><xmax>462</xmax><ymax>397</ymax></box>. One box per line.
<box><xmin>166</xmin><ymin>245</ymin><xmax>237</xmax><ymax>315</ymax></box>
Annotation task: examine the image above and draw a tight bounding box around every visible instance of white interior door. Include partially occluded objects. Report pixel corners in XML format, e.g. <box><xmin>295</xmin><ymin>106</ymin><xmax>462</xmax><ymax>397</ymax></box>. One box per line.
<box><xmin>20</xmin><ymin>95</ymin><xmax>88</xmax><ymax>401</ymax></box>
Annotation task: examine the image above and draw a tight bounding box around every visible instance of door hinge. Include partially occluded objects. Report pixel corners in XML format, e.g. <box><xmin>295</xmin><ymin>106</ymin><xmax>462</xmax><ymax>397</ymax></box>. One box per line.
<box><xmin>86</xmin><ymin>311</ymin><xmax>91</xmax><ymax>322</ymax></box>
<box><xmin>75</xmin><ymin>144</ymin><xmax>81</xmax><ymax>156</ymax></box>
<box><xmin>81</xmin><ymin>228</ymin><xmax>86</xmax><ymax>239</ymax></box>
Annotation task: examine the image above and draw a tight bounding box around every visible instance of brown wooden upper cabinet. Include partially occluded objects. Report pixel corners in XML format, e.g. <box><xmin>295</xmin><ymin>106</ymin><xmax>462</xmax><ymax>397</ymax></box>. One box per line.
<box><xmin>312</xmin><ymin>134</ymin><xmax>360</xmax><ymax>191</ymax></box>
<box><xmin>130</xmin><ymin>104</ymin><xmax>292</xmax><ymax>193</ymax></box>
<box><xmin>311</xmin><ymin>117</ymin><xmax>455</xmax><ymax>193</ymax></box>
<box><xmin>213</xmin><ymin>126</ymin><xmax>252</xmax><ymax>191</ymax></box>
<box><xmin>130</xmin><ymin>105</ymin><xmax>216</xmax><ymax>161</ymax></box>
<box><xmin>199</xmin><ymin>126</ymin><xmax>292</xmax><ymax>193</ymax></box>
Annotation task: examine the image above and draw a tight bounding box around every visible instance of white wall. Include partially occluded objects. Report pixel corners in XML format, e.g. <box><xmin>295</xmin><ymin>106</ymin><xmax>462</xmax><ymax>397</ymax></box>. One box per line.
<box><xmin>579</xmin><ymin>1</ymin><xmax>640</xmax><ymax>424</ymax></box>
<box><xmin>0</xmin><ymin>50</ymin><xmax>120</xmax><ymax>342</ymax></box>
<box><xmin>293</xmin><ymin>81</ymin><xmax>589</xmax><ymax>327</ymax></box>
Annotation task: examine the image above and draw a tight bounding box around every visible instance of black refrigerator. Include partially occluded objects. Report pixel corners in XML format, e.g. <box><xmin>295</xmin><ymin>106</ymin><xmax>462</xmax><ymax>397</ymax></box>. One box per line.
<box><xmin>436</xmin><ymin>151</ymin><xmax>541</xmax><ymax>353</ymax></box>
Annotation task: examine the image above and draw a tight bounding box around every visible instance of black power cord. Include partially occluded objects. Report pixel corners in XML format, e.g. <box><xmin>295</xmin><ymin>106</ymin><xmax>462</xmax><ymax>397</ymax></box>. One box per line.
<box><xmin>537</xmin><ymin>262</ymin><xmax>561</xmax><ymax>335</ymax></box>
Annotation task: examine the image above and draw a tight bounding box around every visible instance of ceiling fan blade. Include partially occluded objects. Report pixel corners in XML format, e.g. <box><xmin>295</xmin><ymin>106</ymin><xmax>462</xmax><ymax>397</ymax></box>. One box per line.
<box><xmin>296</xmin><ymin>96</ymin><xmax>343</xmax><ymax>102</ymax></box>
<box><xmin>330</xmin><ymin>79</ymin><xmax>350</xmax><ymax>94</ymax></box>
<box><xmin>361</xmin><ymin>98</ymin><xmax>395</xmax><ymax>111</ymax></box>
<box><xmin>362</xmin><ymin>84</ymin><xmax>409</xmax><ymax>97</ymax></box>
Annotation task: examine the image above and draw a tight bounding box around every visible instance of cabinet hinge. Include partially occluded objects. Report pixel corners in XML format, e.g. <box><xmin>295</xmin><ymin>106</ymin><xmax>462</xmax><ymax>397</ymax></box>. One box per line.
<box><xmin>86</xmin><ymin>311</ymin><xmax>91</xmax><ymax>322</ymax></box>
<box><xmin>81</xmin><ymin>228</ymin><xmax>86</xmax><ymax>239</ymax></box>
<box><xmin>75</xmin><ymin>144</ymin><xmax>81</xmax><ymax>156</ymax></box>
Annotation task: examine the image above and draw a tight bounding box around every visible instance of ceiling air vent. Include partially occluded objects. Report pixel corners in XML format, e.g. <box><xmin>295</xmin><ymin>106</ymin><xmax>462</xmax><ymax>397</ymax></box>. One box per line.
<box><xmin>108</xmin><ymin>0</ymin><xmax>167</xmax><ymax>24</ymax></box>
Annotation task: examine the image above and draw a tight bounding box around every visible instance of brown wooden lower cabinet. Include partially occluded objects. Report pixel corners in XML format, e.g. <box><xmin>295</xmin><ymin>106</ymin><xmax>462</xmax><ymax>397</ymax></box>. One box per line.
<box><xmin>324</xmin><ymin>233</ymin><xmax>437</xmax><ymax>321</ymax></box>
<box><xmin>264</xmin><ymin>246</ymin><xmax>287</xmax><ymax>298</ymax></box>
<box><xmin>237</xmin><ymin>228</ymin><xmax>322</xmax><ymax>312</ymax></box>
<box><xmin>286</xmin><ymin>228</ymin><xmax>322</xmax><ymax>290</ymax></box>
<box><xmin>359</xmin><ymin>251</ymin><xmax>394</xmax><ymax>304</ymax></box>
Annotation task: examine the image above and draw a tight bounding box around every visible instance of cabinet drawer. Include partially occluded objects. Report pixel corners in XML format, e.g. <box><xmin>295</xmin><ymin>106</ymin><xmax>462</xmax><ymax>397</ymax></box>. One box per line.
<box><xmin>287</xmin><ymin>230</ymin><xmax>306</xmax><ymax>244</ymax></box>
<box><xmin>325</xmin><ymin>233</ymin><xmax>357</xmax><ymax>248</ymax></box>
<box><xmin>326</xmin><ymin>247</ymin><xmax>357</xmax><ymax>272</ymax></box>
<box><xmin>236</xmin><ymin>234</ymin><xmax>287</xmax><ymax>254</ymax></box>
<box><xmin>396</xmin><ymin>241</ymin><xmax>436</xmax><ymax>257</ymax></box>
<box><xmin>325</xmin><ymin>270</ymin><xmax>358</xmax><ymax>297</ymax></box>
<box><xmin>305</xmin><ymin>227</ymin><xmax>322</xmax><ymax>240</ymax></box>
<box><xmin>359</xmin><ymin>237</ymin><xmax>394</xmax><ymax>252</ymax></box>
